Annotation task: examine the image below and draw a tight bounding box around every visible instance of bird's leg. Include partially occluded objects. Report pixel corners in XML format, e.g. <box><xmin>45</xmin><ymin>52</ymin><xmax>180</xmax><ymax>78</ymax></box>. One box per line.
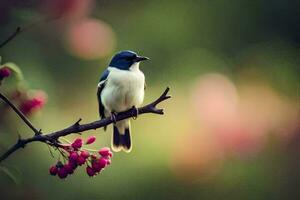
<box><xmin>131</xmin><ymin>106</ymin><xmax>139</xmax><ymax>120</ymax></box>
<box><xmin>110</xmin><ymin>111</ymin><xmax>117</xmax><ymax>124</ymax></box>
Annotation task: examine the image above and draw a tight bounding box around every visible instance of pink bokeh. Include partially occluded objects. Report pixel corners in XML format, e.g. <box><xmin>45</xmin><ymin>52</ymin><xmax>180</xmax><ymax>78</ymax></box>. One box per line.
<box><xmin>171</xmin><ymin>73</ymin><xmax>298</xmax><ymax>182</ymax></box>
<box><xmin>65</xmin><ymin>18</ymin><xmax>115</xmax><ymax>60</ymax></box>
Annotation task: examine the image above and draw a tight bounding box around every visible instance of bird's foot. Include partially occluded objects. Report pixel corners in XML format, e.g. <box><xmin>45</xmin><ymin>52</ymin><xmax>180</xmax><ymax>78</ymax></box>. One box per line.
<box><xmin>131</xmin><ymin>106</ymin><xmax>139</xmax><ymax>120</ymax></box>
<box><xmin>110</xmin><ymin>111</ymin><xmax>117</xmax><ymax>124</ymax></box>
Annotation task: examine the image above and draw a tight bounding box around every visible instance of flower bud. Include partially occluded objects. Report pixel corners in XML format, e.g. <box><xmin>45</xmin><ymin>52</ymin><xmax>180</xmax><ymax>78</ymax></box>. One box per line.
<box><xmin>69</xmin><ymin>152</ymin><xmax>79</xmax><ymax>161</ymax></box>
<box><xmin>98</xmin><ymin>157</ymin><xmax>107</xmax><ymax>168</ymax></box>
<box><xmin>92</xmin><ymin>160</ymin><xmax>102</xmax><ymax>172</ymax></box>
<box><xmin>64</xmin><ymin>163</ymin><xmax>74</xmax><ymax>174</ymax></box>
<box><xmin>86</xmin><ymin>166</ymin><xmax>95</xmax><ymax>177</ymax></box>
<box><xmin>49</xmin><ymin>166</ymin><xmax>58</xmax><ymax>176</ymax></box>
<box><xmin>80</xmin><ymin>150</ymin><xmax>90</xmax><ymax>159</ymax></box>
<box><xmin>57</xmin><ymin>168</ymin><xmax>68</xmax><ymax>179</ymax></box>
<box><xmin>19</xmin><ymin>90</ymin><xmax>47</xmax><ymax>116</ymax></box>
<box><xmin>86</xmin><ymin>136</ymin><xmax>96</xmax><ymax>145</ymax></box>
<box><xmin>72</xmin><ymin>138</ymin><xmax>83</xmax><ymax>149</ymax></box>
<box><xmin>77</xmin><ymin>156</ymin><xmax>86</xmax><ymax>165</ymax></box>
<box><xmin>0</xmin><ymin>67</ymin><xmax>11</xmax><ymax>79</ymax></box>
<box><xmin>98</xmin><ymin>147</ymin><xmax>111</xmax><ymax>157</ymax></box>
<box><xmin>68</xmin><ymin>160</ymin><xmax>78</xmax><ymax>169</ymax></box>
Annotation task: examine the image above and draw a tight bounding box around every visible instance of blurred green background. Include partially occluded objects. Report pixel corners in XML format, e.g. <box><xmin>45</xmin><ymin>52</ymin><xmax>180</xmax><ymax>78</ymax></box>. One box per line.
<box><xmin>1</xmin><ymin>0</ymin><xmax>300</xmax><ymax>199</ymax></box>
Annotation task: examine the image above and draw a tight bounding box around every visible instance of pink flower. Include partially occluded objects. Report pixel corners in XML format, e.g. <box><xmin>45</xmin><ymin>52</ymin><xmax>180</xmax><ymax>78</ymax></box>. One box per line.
<box><xmin>72</xmin><ymin>138</ymin><xmax>83</xmax><ymax>149</ymax></box>
<box><xmin>19</xmin><ymin>90</ymin><xmax>47</xmax><ymax>116</ymax></box>
<box><xmin>57</xmin><ymin>168</ymin><xmax>68</xmax><ymax>179</ymax></box>
<box><xmin>86</xmin><ymin>166</ymin><xmax>95</xmax><ymax>177</ymax></box>
<box><xmin>49</xmin><ymin>145</ymin><xmax>112</xmax><ymax>178</ymax></box>
<box><xmin>92</xmin><ymin>157</ymin><xmax>109</xmax><ymax>172</ymax></box>
<box><xmin>80</xmin><ymin>150</ymin><xmax>90</xmax><ymax>158</ymax></box>
<box><xmin>91</xmin><ymin>160</ymin><xmax>102</xmax><ymax>172</ymax></box>
<box><xmin>64</xmin><ymin>163</ymin><xmax>74</xmax><ymax>174</ymax></box>
<box><xmin>49</xmin><ymin>166</ymin><xmax>58</xmax><ymax>176</ymax></box>
<box><xmin>69</xmin><ymin>152</ymin><xmax>79</xmax><ymax>161</ymax></box>
<box><xmin>0</xmin><ymin>67</ymin><xmax>11</xmax><ymax>79</ymax></box>
<box><xmin>76</xmin><ymin>156</ymin><xmax>86</xmax><ymax>165</ymax></box>
<box><xmin>98</xmin><ymin>157</ymin><xmax>108</xmax><ymax>168</ymax></box>
<box><xmin>68</xmin><ymin>160</ymin><xmax>78</xmax><ymax>169</ymax></box>
<box><xmin>86</xmin><ymin>136</ymin><xmax>96</xmax><ymax>144</ymax></box>
<box><xmin>98</xmin><ymin>147</ymin><xmax>111</xmax><ymax>157</ymax></box>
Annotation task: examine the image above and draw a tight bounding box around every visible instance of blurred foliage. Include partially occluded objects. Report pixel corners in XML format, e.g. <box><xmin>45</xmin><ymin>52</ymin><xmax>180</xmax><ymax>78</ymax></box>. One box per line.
<box><xmin>0</xmin><ymin>0</ymin><xmax>300</xmax><ymax>200</ymax></box>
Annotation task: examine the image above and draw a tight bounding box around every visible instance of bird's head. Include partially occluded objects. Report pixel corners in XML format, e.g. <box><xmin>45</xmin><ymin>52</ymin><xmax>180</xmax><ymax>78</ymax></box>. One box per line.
<box><xmin>109</xmin><ymin>50</ymin><xmax>149</xmax><ymax>70</ymax></box>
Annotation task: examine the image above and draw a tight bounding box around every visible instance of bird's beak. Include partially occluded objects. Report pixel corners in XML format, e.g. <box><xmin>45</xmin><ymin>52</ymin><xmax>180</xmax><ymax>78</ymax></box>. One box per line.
<box><xmin>134</xmin><ymin>56</ymin><xmax>150</xmax><ymax>62</ymax></box>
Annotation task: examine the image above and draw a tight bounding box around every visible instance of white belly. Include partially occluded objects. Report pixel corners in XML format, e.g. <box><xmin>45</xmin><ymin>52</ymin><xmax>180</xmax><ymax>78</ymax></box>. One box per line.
<box><xmin>101</xmin><ymin>67</ymin><xmax>145</xmax><ymax>114</ymax></box>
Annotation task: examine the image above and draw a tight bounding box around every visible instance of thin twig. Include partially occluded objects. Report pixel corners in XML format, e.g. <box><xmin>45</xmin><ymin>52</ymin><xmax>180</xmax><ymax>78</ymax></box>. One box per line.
<box><xmin>0</xmin><ymin>15</ymin><xmax>62</xmax><ymax>49</ymax></box>
<box><xmin>0</xmin><ymin>27</ymin><xmax>22</xmax><ymax>49</ymax></box>
<box><xmin>0</xmin><ymin>92</ymin><xmax>40</xmax><ymax>134</ymax></box>
<box><xmin>0</xmin><ymin>87</ymin><xmax>171</xmax><ymax>163</ymax></box>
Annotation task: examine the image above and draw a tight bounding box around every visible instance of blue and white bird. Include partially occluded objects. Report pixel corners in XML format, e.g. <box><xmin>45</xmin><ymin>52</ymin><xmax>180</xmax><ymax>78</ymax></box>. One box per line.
<box><xmin>97</xmin><ymin>50</ymin><xmax>149</xmax><ymax>153</ymax></box>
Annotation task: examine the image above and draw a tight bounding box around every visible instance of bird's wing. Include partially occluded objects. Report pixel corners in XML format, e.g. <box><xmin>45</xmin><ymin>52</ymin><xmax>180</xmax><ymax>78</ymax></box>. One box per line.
<box><xmin>97</xmin><ymin>69</ymin><xmax>110</xmax><ymax>119</ymax></box>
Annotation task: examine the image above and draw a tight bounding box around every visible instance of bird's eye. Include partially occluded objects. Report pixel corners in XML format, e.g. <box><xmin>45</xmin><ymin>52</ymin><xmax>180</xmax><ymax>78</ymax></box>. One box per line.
<box><xmin>124</xmin><ymin>55</ymin><xmax>136</xmax><ymax>61</ymax></box>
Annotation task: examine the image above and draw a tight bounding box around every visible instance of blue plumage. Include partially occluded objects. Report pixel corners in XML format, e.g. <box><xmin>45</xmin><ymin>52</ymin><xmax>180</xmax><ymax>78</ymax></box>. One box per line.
<box><xmin>109</xmin><ymin>50</ymin><xmax>138</xmax><ymax>70</ymax></box>
<box><xmin>99</xmin><ymin>69</ymin><xmax>110</xmax><ymax>82</ymax></box>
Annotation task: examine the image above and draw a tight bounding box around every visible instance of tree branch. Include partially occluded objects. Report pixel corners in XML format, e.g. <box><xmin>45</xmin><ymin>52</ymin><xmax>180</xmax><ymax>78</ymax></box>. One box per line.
<box><xmin>0</xmin><ymin>15</ymin><xmax>62</xmax><ymax>49</ymax></box>
<box><xmin>0</xmin><ymin>92</ymin><xmax>40</xmax><ymax>134</ymax></box>
<box><xmin>0</xmin><ymin>87</ymin><xmax>171</xmax><ymax>163</ymax></box>
<box><xmin>0</xmin><ymin>27</ymin><xmax>22</xmax><ymax>49</ymax></box>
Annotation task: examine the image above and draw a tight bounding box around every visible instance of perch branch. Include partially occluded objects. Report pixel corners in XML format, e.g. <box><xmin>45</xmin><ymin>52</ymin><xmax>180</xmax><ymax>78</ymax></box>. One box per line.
<box><xmin>0</xmin><ymin>87</ymin><xmax>171</xmax><ymax>163</ymax></box>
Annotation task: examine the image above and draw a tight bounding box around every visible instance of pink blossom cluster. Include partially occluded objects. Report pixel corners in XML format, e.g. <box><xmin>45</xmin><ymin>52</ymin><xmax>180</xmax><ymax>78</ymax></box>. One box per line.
<box><xmin>49</xmin><ymin>136</ymin><xmax>113</xmax><ymax>179</ymax></box>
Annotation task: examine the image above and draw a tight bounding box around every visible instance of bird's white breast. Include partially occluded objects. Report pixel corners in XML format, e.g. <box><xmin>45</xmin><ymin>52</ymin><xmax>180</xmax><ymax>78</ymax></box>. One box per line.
<box><xmin>101</xmin><ymin>63</ymin><xmax>145</xmax><ymax>114</ymax></box>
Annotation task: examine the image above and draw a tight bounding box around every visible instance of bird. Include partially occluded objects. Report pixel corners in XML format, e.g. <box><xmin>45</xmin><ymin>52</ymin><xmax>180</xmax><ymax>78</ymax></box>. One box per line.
<box><xmin>97</xmin><ymin>50</ymin><xmax>149</xmax><ymax>153</ymax></box>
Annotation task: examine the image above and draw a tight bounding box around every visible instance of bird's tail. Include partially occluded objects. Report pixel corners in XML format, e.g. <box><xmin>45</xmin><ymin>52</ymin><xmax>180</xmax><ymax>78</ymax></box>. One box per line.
<box><xmin>112</xmin><ymin>120</ymin><xmax>132</xmax><ymax>153</ymax></box>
